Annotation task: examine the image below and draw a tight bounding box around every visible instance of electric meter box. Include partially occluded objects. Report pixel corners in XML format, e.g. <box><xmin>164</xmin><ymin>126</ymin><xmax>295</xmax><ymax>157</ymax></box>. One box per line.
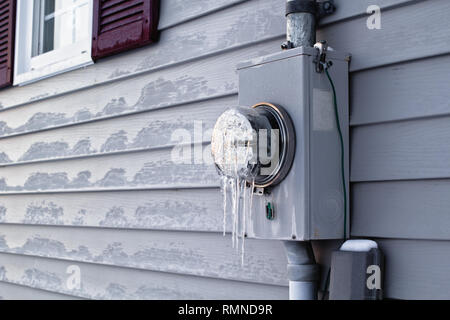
<box><xmin>237</xmin><ymin>46</ymin><xmax>350</xmax><ymax>241</ymax></box>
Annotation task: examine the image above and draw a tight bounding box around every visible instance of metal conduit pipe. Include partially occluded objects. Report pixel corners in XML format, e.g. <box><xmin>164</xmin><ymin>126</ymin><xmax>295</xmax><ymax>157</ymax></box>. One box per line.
<box><xmin>286</xmin><ymin>0</ymin><xmax>316</xmax><ymax>48</ymax></box>
<box><xmin>283</xmin><ymin>0</ymin><xmax>320</xmax><ymax>301</ymax></box>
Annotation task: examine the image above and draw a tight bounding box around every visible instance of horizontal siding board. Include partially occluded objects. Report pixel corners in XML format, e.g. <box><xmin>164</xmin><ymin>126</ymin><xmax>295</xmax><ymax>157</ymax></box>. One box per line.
<box><xmin>0</xmin><ymin>281</ymin><xmax>79</xmax><ymax>300</ymax></box>
<box><xmin>0</xmin><ymin>96</ymin><xmax>234</xmax><ymax>164</ymax></box>
<box><xmin>377</xmin><ymin>239</ymin><xmax>450</xmax><ymax>299</ymax></box>
<box><xmin>0</xmin><ymin>148</ymin><xmax>219</xmax><ymax>193</ymax></box>
<box><xmin>321</xmin><ymin>0</ymin><xmax>423</xmax><ymax>24</ymax></box>
<box><xmin>0</xmin><ymin>0</ymin><xmax>422</xmax><ymax>110</ymax></box>
<box><xmin>351</xmin><ymin>116</ymin><xmax>450</xmax><ymax>182</ymax></box>
<box><xmin>158</xmin><ymin>0</ymin><xmax>249</xmax><ymax>29</ymax></box>
<box><xmin>0</xmin><ymin>225</ymin><xmax>288</xmax><ymax>286</ymax></box>
<box><xmin>0</xmin><ymin>252</ymin><xmax>288</xmax><ymax>299</ymax></box>
<box><xmin>352</xmin><ymin>180</ymin><xmax>450</xmax><ymax>240</ymax></box>
<box><xmin>0</xmin><ymin>189</ymin><xmax>224</xmax><ymax>231</ymax></box>
<box><xmin>351</xmin><ymin>54</ymin><xmax>450</xmax><ymax>126</ymax></box>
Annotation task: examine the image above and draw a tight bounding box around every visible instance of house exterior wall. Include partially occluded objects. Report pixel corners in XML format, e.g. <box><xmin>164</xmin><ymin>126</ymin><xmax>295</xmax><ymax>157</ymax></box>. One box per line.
<box><xmin>0</xmin><ymin>0</ymin><xmax>447</xmax><ymax>299</ymax></box>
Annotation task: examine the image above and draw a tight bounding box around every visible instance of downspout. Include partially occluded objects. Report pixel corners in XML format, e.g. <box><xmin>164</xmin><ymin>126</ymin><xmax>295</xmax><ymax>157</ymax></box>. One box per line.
<box><xmin>282</xmin><ymin>0</ymin><xmax>333</xmax><ymax>301</ymax></box>
<box><xmin>283</xmin><ymin>241</ymin><xmax>319</xmax><ymax>300</ymax></box>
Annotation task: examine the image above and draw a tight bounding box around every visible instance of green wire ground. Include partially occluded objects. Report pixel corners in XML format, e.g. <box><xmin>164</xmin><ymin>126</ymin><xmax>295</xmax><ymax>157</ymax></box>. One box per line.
<box><xmin>325</xmin><ymin>67</ymin><xmax>347</xmax><ymax>239</ymax></box>
<box><xmin>322</xmin><ymin>66</ymin><xmax>348</xmax><ymax>300</ymax></box>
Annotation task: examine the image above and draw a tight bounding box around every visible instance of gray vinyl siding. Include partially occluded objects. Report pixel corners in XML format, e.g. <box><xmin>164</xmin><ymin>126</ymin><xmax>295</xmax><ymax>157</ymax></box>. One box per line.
<box><xmin>0</xmin><ymin>0</ymin><xmax>447</xmax><ymax>299</ymax></box>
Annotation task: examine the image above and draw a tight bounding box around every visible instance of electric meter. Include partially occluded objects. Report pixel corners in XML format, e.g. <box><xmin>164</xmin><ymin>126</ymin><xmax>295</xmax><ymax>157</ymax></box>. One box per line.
<box><xmin>212</xmin><ymin>46</ymin><xmax>350</xmax><ymax>241</ymax></box>
<box><xmin>211</xmin><ymin>103</ymin><xmax>295</xmax><ymax>188</ymax></box>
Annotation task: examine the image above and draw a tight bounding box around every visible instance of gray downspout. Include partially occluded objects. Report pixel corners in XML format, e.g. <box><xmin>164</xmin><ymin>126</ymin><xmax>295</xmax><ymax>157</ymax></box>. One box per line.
<box><xmin>284</xmin><ymin>0</ymin><xmax>319</xmax><ymax>301</ymax></box>
<box><xmin>283</xmin><ymin>241</ymin><xmax>319</xmax><ymax>300</ymax></box>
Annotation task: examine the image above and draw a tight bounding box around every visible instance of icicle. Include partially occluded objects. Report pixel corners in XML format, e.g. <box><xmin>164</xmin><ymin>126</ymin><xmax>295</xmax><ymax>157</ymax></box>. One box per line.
<box><xmin>249</xmin><ymin>178</ymin><xmax>255</xmax><ymax>215</ymax></box>
<box><xmin>221</xmin><ymin>176</ymin><xmax>228</xmax><ymax>237</ymax></box>
<box><xmin>240</xmin><ymin>141</ymin><xmax>251</xmax><ymax>265</ymax></box>
<box><xmin>230</xmin><ymin>178</ymin><xmax>236</xmax><ymax>248</ymax></box>
<box><xmin>211</xmin><ymin>109</ymin><xmax>257</xmax><ymax>265</ymax></box>
<box><xmin>235</xmin><ymin>177</ymin><xmax>240</xmax><ymax>251</ymax></box>
<box><xmin>233</xmin><ymin>146</ymin><xmax>239</xmax><ymax>251</ymax></box>
<box><xmin>241</xmin><ymin>180</ymin><xmax>247</xmax><ymax>265</ymax></box>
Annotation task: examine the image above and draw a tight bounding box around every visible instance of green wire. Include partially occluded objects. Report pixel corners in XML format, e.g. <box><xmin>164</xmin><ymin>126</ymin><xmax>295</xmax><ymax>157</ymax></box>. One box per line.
<box><xmin>320</xmin><ymin>66</ymin><xmax>347</xmax><ymax>300</ymax></box>
<box><xmin>325</xmin><ymin>67</ymin><xmax>347</xmax><ymax>239</ymax></box>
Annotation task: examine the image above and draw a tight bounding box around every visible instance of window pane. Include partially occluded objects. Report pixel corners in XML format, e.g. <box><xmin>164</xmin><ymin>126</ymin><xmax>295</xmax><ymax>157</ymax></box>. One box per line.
<box><xmin>43</xmin><ymin>0</ymin><xmax>55</xmax><ymax>53</ymax></box>
<box><xmin>33</xmin><ymin>0</ymin><xmax>91</xmax><ymax>56</ymax></box>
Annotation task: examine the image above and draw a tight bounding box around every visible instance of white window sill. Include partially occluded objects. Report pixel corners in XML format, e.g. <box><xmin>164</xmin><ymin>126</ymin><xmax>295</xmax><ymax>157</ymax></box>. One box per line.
<box><xmin>14</xmin><ymin>53</ymin><xmax>93</xmax><ymax>86</ymax></box>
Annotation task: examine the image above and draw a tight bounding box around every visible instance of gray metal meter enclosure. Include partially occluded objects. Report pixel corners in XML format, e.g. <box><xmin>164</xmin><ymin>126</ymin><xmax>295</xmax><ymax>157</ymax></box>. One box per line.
<box><xmin>237</xmin><ymin>46</ymin><xmax>350</xmax><ymax>241</ymax></box>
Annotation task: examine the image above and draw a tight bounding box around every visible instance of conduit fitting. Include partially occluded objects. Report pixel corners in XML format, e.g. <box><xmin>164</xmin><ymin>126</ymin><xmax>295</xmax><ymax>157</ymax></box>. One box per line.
<box><xmin>286</xmin><ymin>0</ymin><xmax>336</xmax><ymax>19</ymax></box>
<box><xmin>283</xmin><ymin>0</ymin><xmax>336</xmax><ymax>49</ymax></box>
<box><xmin>283</xmin><ymin>241</ymin><xmax>320</xmax><ymax>300</ymax></box>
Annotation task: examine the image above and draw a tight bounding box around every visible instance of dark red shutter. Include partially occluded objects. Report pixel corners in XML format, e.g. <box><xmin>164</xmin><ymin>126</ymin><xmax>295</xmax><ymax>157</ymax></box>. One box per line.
<box><xmin>92</xmin><ymin>0</ymin><xmax>159</xmax><ymax>60</ymax></box>
<box><xmin>0</xmin><ymin>0</ymin><xmax>15</xmax><ymax>88</ymax></box>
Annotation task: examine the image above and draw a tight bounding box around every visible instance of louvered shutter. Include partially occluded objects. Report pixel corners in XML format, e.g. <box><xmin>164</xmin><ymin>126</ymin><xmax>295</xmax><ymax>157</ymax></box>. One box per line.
<box><xmin>0</xmin><ymin>0</ymin><xmax>15</xmax><ymax>88</ymax></box>
<box><xmin>92</xmin><ymin>0</ymin><xmax>159</xmax><ymax>60</ymax></box>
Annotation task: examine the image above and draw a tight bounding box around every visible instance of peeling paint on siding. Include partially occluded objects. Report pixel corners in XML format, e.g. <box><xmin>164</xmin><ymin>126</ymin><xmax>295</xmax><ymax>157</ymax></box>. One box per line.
<box><xmin>23</xmin><ymin>202</ymin><xmax>64</xmax><ymax>225</ymax></box>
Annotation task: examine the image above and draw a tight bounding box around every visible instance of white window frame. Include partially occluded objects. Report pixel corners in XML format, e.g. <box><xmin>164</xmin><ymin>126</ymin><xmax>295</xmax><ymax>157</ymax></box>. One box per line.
<box><xmin>14</xmin><ymin>0</ymin><xmax>94</xmax><ymax>86</ymax></box>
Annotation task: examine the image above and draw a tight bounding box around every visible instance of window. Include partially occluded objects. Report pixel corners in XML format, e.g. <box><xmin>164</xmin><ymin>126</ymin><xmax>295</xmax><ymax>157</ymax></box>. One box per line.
<box><xmin>14</xmin><ymin>0</ymin><xmax>94</xmax><ymax>85</ymax></box>
<box><xmin>0</xmin><ymin>0</ymin><xmax>159</xmax><ymax>88</ymax></box>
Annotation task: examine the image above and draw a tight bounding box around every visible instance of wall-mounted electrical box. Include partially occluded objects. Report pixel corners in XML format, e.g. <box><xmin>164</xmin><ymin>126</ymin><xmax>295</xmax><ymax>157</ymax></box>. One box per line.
<box><xmin>236</xmin><ymin>46</ymin><xmax>350</xmax><ymax>241</ymax></box>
